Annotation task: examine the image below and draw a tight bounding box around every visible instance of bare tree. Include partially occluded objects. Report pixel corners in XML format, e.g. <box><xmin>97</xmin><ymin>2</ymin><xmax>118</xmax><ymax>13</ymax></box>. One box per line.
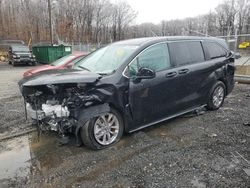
<box><xmin>1</xmin><ymin>0</ymin><xmax>250</xmax><ymax>45</ymax></box>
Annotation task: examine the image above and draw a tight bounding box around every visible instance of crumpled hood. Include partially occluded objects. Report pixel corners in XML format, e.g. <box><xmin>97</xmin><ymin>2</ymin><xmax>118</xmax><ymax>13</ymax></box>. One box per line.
<box><xmin>19</xmin><ymin>69</ymin><xmax>101</xmax><ymax>87</ymax></box>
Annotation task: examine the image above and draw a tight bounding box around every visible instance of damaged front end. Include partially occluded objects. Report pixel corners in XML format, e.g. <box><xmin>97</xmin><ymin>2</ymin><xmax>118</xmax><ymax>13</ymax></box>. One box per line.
<box><xmin>18</xmin><ymin>70</ymin><xmax>111</xmax><ymax>145</ymax></box>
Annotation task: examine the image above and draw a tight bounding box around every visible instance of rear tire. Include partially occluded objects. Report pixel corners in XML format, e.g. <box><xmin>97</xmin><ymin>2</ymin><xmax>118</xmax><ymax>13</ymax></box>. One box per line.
<box><xmin>80</xmin><ymin>108</ymin><xmax>124</xmax><ymax>150</ymax></box>
<box><xmin>207</xmin><ymin>81</ymin><xmax>226</xmax><ymax>110</ymax></box>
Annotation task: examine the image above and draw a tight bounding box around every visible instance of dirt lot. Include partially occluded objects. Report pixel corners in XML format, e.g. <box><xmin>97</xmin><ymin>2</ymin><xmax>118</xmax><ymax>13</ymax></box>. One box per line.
<box><xmin>0</xmin><ymin>62</ymin><xmax>250</xmax><ymax>188</ymax></box>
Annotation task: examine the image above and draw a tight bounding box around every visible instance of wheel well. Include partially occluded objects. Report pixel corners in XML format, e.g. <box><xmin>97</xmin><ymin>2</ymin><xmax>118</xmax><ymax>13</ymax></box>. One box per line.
<box><xmin>218</xmin><ymin>79</ymin><xmax>228</xmax><ymax>95</ymax></box>
<box><xmin>108</xmin><ymin>104</ymin><xmax>126</xmax><ymax>132</ymax></box>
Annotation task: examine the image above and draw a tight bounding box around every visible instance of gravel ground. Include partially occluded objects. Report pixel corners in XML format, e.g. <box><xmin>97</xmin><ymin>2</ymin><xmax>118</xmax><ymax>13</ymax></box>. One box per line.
<box><xmin>0</xmin><ymin>62</ymin><xmax>250</xmax><ymax>188</ymax></box>
<box><xmin>0</xmin><ymin>62</ymin><xmax>32</xmax><ymax>138</ymax></box>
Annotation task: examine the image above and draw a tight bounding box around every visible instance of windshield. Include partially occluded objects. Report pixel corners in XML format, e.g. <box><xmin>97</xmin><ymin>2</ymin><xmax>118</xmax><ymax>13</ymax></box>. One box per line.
<box><xmin>73</xmin><ymin>44</ymin><xmax>139</xmax><ymax>74</ymax></box>
<box><xmin>12</xmin><ymin>46</ymin><xmax>29</xmax><ymax>52</ymax></box>
<box><xmin>51</xmin><ymin>54</ymin><xmax>77</xmax><ymax>66</ymax></box>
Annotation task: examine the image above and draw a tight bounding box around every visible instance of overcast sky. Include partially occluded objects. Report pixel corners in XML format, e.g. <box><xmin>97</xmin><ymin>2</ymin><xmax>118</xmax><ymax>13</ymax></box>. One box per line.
<box><xmin>124</xmin><ymin>0</ymin><xmax>225</xmax><ymax>24</ymax></box>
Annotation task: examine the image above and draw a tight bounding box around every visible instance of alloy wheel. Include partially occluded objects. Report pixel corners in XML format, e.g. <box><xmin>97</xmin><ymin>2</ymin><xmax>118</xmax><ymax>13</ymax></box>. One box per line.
<box><xmin>93</xmin><ymin>113</ymin><xmax>120</xmax><ymax>145</ymax></box>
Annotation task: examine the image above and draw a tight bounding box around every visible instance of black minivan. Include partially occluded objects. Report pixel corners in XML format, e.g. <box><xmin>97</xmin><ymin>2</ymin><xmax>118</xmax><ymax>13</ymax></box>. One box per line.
<box><xmin>19</xmin><ymin>36</ymin><xmax>236</xmax><ymax>149</ymax></box>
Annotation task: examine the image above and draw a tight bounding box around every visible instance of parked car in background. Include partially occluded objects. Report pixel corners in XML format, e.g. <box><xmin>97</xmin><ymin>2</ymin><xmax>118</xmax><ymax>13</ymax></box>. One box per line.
<box><xmin>9</xmin><ymin>45</ymin><xmax>36</xmax><ymax>66</ymax></box>
<box><xmin>23</xmin><ymin>52</ymin><xmax>88</xmax><ymax>77</ymax></box>
<box><xmin>238</xmin><ymin>41</ymin><xmax>250</xmax><ymax>49</ymax></box>
<box><xmin>19</xmin><ymin>36</ymin><xmax>237</xmax><ymax>150</ymax></box>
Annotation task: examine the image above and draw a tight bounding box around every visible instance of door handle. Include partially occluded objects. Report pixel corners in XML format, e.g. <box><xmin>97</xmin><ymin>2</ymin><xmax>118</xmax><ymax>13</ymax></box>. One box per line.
<box><xmin>178</xmin><ymin>69</ymin><xmax>189</xmax><ymax>74</ymax></box>
<box><xmin>165</xmin><ymin>71</ymin><xmax>177</xmax><ymax>78</ymax></box>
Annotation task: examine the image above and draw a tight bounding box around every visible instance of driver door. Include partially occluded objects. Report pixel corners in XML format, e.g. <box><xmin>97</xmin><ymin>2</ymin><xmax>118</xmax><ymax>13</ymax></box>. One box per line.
<box><xmin>128</xmin><ymin>43</ymin><xmax>179</xmax><ymax>129</ymax></box>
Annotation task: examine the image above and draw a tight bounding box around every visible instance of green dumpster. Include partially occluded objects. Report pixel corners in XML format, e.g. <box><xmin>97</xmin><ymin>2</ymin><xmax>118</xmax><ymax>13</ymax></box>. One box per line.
<box><xmin>32</xmin><ymin>45</ymin><xmax>72</xmax><ymax>64</ymax></box>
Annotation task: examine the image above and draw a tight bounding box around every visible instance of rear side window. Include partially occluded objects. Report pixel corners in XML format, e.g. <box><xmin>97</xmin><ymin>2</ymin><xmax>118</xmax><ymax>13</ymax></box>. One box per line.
<box><xmin>168</xmin><ymin>41</ymin><xmax>205</xmax><ymax>66</ymax></box>
<box><xmin>203</xmin><ymin>42</ymin><xmax>227</xmax><ymax>60</ymax></box>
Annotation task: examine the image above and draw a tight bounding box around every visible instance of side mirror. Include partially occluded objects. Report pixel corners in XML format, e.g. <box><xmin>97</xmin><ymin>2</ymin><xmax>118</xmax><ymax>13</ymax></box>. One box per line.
<box><xmin>136</xmin><ymin>67</ymin><xmax>155</xmax><ymax>79</ymax></box>
<box><xmin>234</xmin><ymin>52</ymin><xmax>241</xmax><ymax>59</ymax></box>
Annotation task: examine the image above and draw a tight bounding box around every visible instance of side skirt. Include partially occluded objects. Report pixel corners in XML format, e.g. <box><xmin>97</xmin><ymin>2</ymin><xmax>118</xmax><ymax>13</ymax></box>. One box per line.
<box><xmin>128</xmin><ymin>105</ymin><xmax>207</xmax><ymax>133</ymax></box>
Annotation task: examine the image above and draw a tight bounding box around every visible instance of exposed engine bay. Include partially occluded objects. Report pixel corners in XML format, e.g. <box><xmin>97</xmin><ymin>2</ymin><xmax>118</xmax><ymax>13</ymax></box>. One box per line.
<box><xmin>22</xmin><ymin>83</ymin><xmax>106</xmax><ymax>140</ymax></box>
<box><xmin>18</xmin><ymin>69</ymin><xmax>125</xmax><ymax>146</ymax></box>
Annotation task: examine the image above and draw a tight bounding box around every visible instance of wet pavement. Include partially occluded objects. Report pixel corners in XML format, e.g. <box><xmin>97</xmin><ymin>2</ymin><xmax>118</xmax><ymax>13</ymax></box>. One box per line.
<box><xmin>0</xmin><ymin>62</ymin><xmax>250</xmax><ymax>187</ymax></box>
<box><xmin>0</xmin><ymin>136</ymin><xmax>30</xmax><ymax>180</ymax></box>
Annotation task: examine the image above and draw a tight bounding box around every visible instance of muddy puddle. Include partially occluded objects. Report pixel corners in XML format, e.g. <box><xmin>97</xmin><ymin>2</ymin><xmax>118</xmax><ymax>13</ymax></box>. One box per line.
<box><xmin>0</xmin><ymin>132</ymin><xmax>85</xmax><ymax>186</ymax></box>
<box><xmin>0</xmin><ymin>136</ymin><xmax>30</xmax><ymax>180</ymax></box>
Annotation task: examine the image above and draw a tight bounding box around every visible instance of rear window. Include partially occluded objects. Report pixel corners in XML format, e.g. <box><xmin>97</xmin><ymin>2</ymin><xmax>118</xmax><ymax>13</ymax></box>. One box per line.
<box><xmin>168</xmin><ymin>41</ymin><xmax>204</xmax><ymax>66</ymax></box>
<box><xmin>203</xmin><ymin>42</ymin><xmax>227</xmax><ymax>60</ymax></box>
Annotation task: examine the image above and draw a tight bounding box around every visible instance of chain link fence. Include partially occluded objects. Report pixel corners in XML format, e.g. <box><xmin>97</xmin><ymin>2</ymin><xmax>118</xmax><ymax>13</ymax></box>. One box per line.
<box><xmin>217</xmin><ymin>34</ymin><xmax>250</xmax><ymax>53</ymax></box>
<box><xmin>71</xmin><ymin>43</ymin><xmax>107</xmax><ymax>52</ymax></box>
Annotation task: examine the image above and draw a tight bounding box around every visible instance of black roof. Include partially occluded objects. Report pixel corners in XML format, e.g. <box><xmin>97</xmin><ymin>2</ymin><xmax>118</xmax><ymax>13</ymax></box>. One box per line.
<box><xmin>114</xmin><ymin>36</ymin><xmax>228</xmax><ymax>49</ymax></box>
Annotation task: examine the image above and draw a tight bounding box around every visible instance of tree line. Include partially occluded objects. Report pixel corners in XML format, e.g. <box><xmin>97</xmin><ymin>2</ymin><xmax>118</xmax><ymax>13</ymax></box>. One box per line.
<box><xmin>0</xmin><ymin>0</ymin><xmax>137</xmax><ymax>44</ymax></box>
<box><xmin>0</xmin><ymin>0</ymin><xmax>250</xmax><ymax>45</ymax></box>
<box><xmin>131</xmin><ymin>0</ymin><xmax>250</xmax><ymax>39</ymax></box>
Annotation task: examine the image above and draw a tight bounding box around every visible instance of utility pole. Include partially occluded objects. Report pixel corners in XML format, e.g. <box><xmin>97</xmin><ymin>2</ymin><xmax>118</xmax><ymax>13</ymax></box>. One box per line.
<box><xmin>48</xmin><ymin>0</ymin><xmax>53</xmax><ymax>46</ymax></box>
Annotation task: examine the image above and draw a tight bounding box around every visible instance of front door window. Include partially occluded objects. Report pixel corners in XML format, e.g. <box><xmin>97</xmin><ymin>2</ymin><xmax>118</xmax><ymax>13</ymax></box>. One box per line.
<box><xmin>128</xmin><ymin>43</ymin><xmax>171</xmax><ymax>77</ymax></box>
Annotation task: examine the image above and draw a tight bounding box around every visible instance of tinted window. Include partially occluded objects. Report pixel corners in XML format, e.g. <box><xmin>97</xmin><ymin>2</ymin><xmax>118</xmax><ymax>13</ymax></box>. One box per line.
<box><xmin>203</xmin><ymin>42</ymin><xmax>227</xmax><ymax>60</ymax></box>
<box><xmin>128</xmin><ymin>43</ymin><xmax>171</xmax><ymax>76</ymax></box>
<box><xmin>168</xmin><ymin>41</ymin><xmax>205</xmax><ymax>66</ymax></box>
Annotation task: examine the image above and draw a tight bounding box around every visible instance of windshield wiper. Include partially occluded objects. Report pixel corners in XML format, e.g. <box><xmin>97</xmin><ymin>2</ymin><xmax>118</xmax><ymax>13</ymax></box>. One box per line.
<box><xmin>78</xmin><ymin>66</ymin><xmax>91</xmax><ymax>71</ymax></box>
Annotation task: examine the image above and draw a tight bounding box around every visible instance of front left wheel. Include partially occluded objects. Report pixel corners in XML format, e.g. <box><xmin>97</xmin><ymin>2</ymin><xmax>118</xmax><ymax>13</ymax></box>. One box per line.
<box><xmin>80</xmin><ymin>108</ymin><xmax>124</xmax><ymax>150</ymax></box>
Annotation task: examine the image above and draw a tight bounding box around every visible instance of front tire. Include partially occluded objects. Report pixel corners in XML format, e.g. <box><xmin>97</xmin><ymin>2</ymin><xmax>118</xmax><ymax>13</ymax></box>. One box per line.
<box><xmin>207</xmin><ymin>81</ymin><xmax>226</xmax><ymax>110</ymax></box>
<box><xmin>80</xmin><ymin>108</ymin><xmax>124</xmax><ymax>150</ymax></box>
